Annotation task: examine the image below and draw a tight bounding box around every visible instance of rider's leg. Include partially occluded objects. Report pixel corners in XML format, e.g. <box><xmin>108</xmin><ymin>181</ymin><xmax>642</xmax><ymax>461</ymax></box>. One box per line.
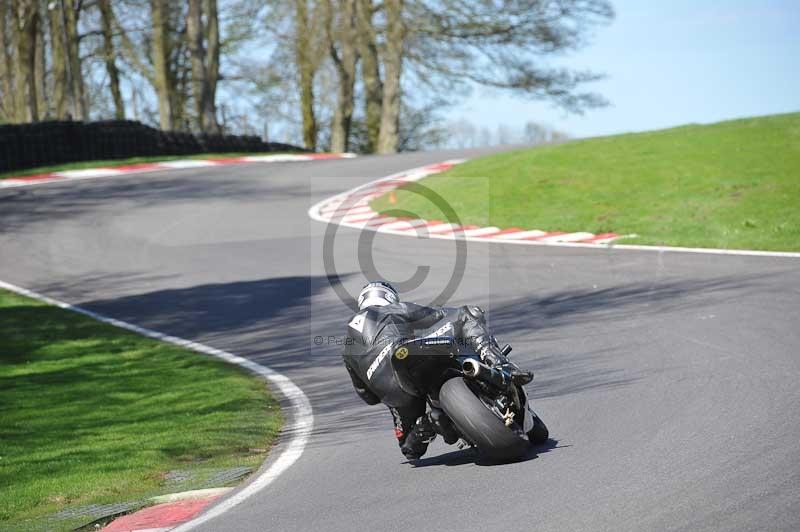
<box><xmin>459</xmin><ymin>306</ymin><xmax>533</xmax><ymax>384</ymax></box>
<box><xmin>388</xmin><ymin>400</ymin><xmax>434</xmax><ymax>460</ymax></box>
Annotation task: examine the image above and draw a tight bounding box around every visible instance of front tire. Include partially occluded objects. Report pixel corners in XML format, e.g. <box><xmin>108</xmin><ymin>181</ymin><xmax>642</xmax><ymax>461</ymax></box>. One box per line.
<box><xmin>439</xmin><ymin>377</ymin><xmax>528</xmax><ymax>461</ymax></box>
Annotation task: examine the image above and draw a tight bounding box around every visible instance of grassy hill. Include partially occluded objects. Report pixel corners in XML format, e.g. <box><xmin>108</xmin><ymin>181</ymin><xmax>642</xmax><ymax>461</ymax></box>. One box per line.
<box><xmin>372</xmin><ymin>112</ymin><xmax>800</xmax><ymax>251</ymax></box>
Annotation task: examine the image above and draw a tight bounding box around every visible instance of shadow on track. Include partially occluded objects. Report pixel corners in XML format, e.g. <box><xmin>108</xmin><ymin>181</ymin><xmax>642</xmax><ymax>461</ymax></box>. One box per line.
<box><xmin>64</xmin><ymin>272</ymin><xmax>769</xmax><ymax>447</ymax></box>
<box><xmin>409</xmin><ymin>439</ymin><xmax>566</xmax><ymax>468</ymax></box>
<box><xmin>490</xmin><ymin>274</ymin><xmax>768</xmax><ymax>337</ymax></box>
<box><xmin>489</xmin><ymin>273</ymin><xmax>770</xmax><ymax>399</ymax></box>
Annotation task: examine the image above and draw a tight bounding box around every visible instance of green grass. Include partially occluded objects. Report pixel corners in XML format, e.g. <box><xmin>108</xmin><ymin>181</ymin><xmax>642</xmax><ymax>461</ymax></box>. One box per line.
<box><xmin>0</xmin><ymin>289</ymin><xmax>281</xmax><ymax>530</ymax></box>
<box><xmin>372</xmin><ymin>112</ymin><xmax>800</xmax><ymax>251</ymax></box>
<box><xmin>0</xmin><ymin>152</ymin><xmax>289</xmax><ymax>180</ymax></box>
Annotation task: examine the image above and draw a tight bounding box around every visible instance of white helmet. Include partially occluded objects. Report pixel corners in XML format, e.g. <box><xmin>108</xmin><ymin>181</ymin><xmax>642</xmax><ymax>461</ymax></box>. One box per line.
<box><xmin>357</xmin><ymin>281</ymin><xmax>399</xmax><ymax>310</ymax></box>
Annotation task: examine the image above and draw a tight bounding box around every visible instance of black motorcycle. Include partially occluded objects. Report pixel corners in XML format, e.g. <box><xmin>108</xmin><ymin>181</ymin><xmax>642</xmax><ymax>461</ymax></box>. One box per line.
<box><xmin>391</xmin><ymin>333</ymin><xmax>549</xmax><ymax>461</ymax></box>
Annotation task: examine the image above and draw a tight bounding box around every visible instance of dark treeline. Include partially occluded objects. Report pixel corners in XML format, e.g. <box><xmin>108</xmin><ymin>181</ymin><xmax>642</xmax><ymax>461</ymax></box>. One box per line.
<box><xmin>0</xmin><ymin>0</ymin><xmax>613</xmax><ymax>153</ymax></box>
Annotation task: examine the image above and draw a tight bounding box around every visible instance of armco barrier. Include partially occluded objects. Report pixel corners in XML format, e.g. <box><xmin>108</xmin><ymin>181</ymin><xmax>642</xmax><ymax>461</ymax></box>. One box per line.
<box><xmin>0</xmin><ymin>120</ymin><xmax>306</xmax><ymax>173</ymax></box>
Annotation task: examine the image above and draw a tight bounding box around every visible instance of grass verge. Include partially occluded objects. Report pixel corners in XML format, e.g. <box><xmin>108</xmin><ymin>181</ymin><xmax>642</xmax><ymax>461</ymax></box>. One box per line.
<box><xmin>0</xmin><ymin>288</ymin><xmax>281</xmax><ymax>531</ymax></box>
<box><xmin>371</xmin><ymin>112</ymin><xmax>800</xmax><ymax>251</ymax></box>
<box><xmin>0</xmin><ymin>152</ymin><xmax>291</xmax><ymax>180</ymax></box>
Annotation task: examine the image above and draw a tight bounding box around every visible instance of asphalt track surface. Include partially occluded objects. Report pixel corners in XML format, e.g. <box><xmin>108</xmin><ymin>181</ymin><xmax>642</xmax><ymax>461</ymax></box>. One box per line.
<box><xmin>2</xmin><ymin>149</ymin><xmax>799</xmax><ymax>532</ymax></box>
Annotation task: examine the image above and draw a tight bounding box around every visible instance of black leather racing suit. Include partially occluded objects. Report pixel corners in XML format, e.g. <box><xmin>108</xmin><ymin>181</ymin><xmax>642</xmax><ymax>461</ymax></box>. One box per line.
<box><xmin>342</xmin><ymin>301</ymin><xmax>496</xmax><ymax>455</ymax></box>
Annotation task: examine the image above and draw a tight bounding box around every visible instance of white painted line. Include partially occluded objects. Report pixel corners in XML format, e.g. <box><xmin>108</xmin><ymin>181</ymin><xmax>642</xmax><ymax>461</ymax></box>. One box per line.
<box><xmin>0</xmin><ymin>279</ymin><xmax>314</xmax><ymax>531</ymax></box>
<box><xmin>362</xmin><ymin>216</ymin><xmax>398</xmax><ymax>227</ymax></box>
<box><xmin>588</xmin><ymin>236</ymin><xmax>620</xmax><ymax>245</ymax></box>
<box><xmin>339</xmin><ymin>218</ymin><xmax>389</xmax><ymax>229</ymax></box>
<box><xmin>538</xmin><ymin>232</ymin><xmax>595</xmax><ymax>243</ymax></box>
<box><xmin>495</xmin><ymin>229</ymin><xmax>547</xmax><ymax>240</ymax></box>
<box><xmin>53</xmin><ymin>168</ymin><xmax>124</xmax><ymax>178</ymax></box>
<box><xmin>460</xmin><ymin>227</ymin><xmax>502</xmax><ymax>237</ymax></box>
<box><xmin>157</xmin><ymin>160</ymin><xmax>219</xmax><ymax>169</ymax></box>
<box><xmin>326</xmin><ymin>206</ymin><xmax>372</xmax><ymax>217</ymax></box>
<box><xmin>597</xmin><ymin>242</ymin><xmax>800</xmax><ymax>258</ymax></box>
<box><xmin>242</xmin><ymin>154</ymin><xmax>312</xmax><ymax>162</ymax></box>
<box><xmin>149</xmin><ymin>488</ymin><xmax>233</xmax><ymax>504</ymax></box>
<box><xmin>0</xmin><ymin>180</ymin><xmax>28</xmax><ymax>188</ymax></box>
<box><xmin>378</xmin><ymin>219</ymin><xmax>428</xmax><ymax>232</ymax></box>
<box><xmin>341</xmin><ymin>212</ymin><xmax>380</xmax><ymax>223</ymax></box>
<box><xmin>426</xmin><ymin>223</ymin><xmax>459</xmax><ymax>234</ymax></box>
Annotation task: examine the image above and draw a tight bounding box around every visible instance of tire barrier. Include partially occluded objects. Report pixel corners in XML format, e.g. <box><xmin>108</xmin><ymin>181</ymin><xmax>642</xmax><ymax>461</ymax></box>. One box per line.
<box><xmin>0</xmin><ymin>120</ymin><xmax>306</xmax><ymax>173</ymax></box>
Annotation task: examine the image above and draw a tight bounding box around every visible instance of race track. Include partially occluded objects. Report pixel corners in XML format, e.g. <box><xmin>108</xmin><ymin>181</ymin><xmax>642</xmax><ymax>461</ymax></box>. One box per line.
<box><xmin>2</xmin><ymin>150</ymin><xmax>799</xmax><ymax>532</ymax></box>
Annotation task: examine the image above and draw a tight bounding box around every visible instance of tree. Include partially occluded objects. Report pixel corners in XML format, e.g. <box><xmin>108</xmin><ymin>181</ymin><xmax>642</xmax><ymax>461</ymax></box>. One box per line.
<box><xmin>293</xmin><ymin>0</ymin><xmax>326</xmax><ymax>150</ymax></box>
<box><xmin>151</xmin><ymin>0</ymin><xmax>176</xmax><ymax>129</ymax></box>
<box><xmin>327</xmin><ymin>0</ymin><xmax>358</xmax><ymax>152</ymax></box>
<box><xmin>203</xmin><ymin>0</ymin><xmax>221</xmax><ymax>133</ymax></box>
<box><xmin>98</xmin><ymin>0</ymin><xmax>124</xmax><ymax>119</ymax></box>
<box><xmin>11</xmin><ymin>0</ymin><xmax>40</xmax><ymax>122</ymax></box>
<box><xmin>376</xmin><ymin>0</ymin><xmax>404</xmax><ymax>154</ymax></box>
<box><xmin>63</xmin><ymin>0</ymin><xmax>85</xmax><ymax>120</ymax></box>
<box><xmin>187</xmin><ymin>0</ymin><xmax>220</xmax><ymax>133</ymax></box>
<box><xmin>370</xmin><ymin>0</ymin><xmax>613</xmax><ymax>153</ymax></box>
<box><xmin>0</xmin><ymin>1</ymin><xmax>14</xmax><ymax>122</ymax></box>
<box><xmin>356</xmin><ymin>0</ymin><xmax>381</xmax><ymax>152</ymax></box>
<box><xmin>34</xmin><ymin>0</ymin><xmax>47</xmax><ymax>119</ymax></box>
<box><xmin>46</xmin><ymin>0</ymin><xmax>69</xmax><ymax>118</ymax></box>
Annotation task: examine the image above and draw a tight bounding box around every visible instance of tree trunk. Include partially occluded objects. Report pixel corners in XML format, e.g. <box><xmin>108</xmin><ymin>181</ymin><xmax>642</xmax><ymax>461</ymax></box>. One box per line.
<box><xmin>34</xmin><ymin>2</ymin><xmax>46</xmax><ymax>119</ymax></box>
<box><xmin>377</xmin><ymin>0</ymin><xmax>404</xmax><ymax>154</ymax></box>
<box><xmin>98</xmin><ymin>0</ymin><xmax>124</xmax><ymax>119</ymax></box>
<box><xmin>186</xmin><ymin>0</ymin><xmax>206</xmax><ymax>132</ymax></box>
<box><xmin>186</xmin><ymin>0</ymin><xmax>219</xmax><ymax>133</ymax></box>
<box><xmin>203</xmin><ymin>0</ymin><xmax>220</xmax><ymax>133</ymax></box>
<box><xmin>0</xmin><ymin>0</ymin><xmax>14</xmax><ymax>121</ymax></box>
<box><xmin>329</xmin><ymin>0</ymin><xmax>358</xmax><ymax>153</ymax></box>
<box><xmin>356</xmin><ymin>0</ymin><xmax>382</xmax><ymax>153</ymax></box>
<box><xmin>294</xmin><ymin>0</ymin><xmax>317</xmax><ymax>151</ymax></box>
<box><xmin>47</xmin><ymin>0</ymin><xmax>69</xmax><ymax>119</ymax></box>
<box><xmin>150</xmin><ymin>0</ymin><xmax>174</xmax><ymax>130</ymax></box>
<box><xmin>63</xmin><ymin>0</ymin><xmax>85</xmax><ymax>120</ymax></box>
<box><xmin>12</xmin><ymin>0</ymin><xmax>39</xmax><ymax>123</ymax></box>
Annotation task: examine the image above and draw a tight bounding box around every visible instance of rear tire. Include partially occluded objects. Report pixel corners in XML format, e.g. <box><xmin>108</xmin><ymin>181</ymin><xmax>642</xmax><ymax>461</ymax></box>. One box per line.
<box><xmin>439</xmin><ymin>377</ymin><xmax>528</xmax><ymax>461</ymax></box>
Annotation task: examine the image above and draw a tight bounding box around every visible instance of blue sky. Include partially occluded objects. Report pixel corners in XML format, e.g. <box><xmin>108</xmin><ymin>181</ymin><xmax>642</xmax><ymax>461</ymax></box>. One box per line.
<box><xmin>448</xmin><ymin>0</ymin><xmax>800</xmax><ymax>138</ymax></box>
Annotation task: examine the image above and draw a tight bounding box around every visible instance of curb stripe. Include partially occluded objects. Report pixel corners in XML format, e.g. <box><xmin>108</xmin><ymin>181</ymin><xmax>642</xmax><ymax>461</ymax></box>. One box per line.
<box><xmin>577</xmin><ymin>232</ymin><xmax>619</xmax><ymax>243</ymax></box>
<box><xmin>461</xmin><ymin>226</ymin><xmax>503</xmax><ymax>237</ymax></box>
<box><xmin>0</xmin><ymin>153</ymin><xmax>356</xmax><ymax>189</ymax></box>
<box><xmin>365</xmin><ymin>217</ymin><xmax>402</xmax><ymax>227</ymax></box>
<box><xmin>378</xmin><ymin>219</ymin><xmax>429</xmax><ymax>231</ymax></box>
<box><xmin>482</xmin><ymin>227</ymin><xmax>524</xmax><ymax>238</ymax></box>
<box><xmin>539</xmin><ymin>231</ymin><xmax>593</xmax><ymax>242</ymax></box>
<box><xmin>495</xmin><ymin>229</ymin><xmax>547</xmax><ymax>240</ymax></box>
<box><xmin>308</xmin><ymin>160</ymin><xmax>800</xmax><ymax>259</ymax></box>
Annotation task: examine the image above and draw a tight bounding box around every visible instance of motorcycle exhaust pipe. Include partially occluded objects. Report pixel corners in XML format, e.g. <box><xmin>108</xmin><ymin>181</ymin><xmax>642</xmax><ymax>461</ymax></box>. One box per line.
<box><xmin>461</xmin><ymin>358</ymin><xmax>481</xmax><ymax>378</ymax></box>
<box><xmin>462</xmin><ymin>358</ymin><xmax>510</xmax><ymax>390</ymax></box>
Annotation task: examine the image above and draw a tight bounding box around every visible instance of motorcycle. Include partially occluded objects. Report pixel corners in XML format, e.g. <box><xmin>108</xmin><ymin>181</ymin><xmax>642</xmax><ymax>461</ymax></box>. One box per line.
<box><xmin>390</xmin><ymin>332</ymin><xmax>549</xmax><ymax>461</ymax></box>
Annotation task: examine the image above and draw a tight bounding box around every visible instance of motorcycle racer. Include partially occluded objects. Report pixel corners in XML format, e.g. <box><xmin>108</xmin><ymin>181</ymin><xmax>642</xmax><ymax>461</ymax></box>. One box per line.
<box><xmin>341</xmin><ymin>281</ymin><xmax>532</xmax><ymax>460</ymax></box>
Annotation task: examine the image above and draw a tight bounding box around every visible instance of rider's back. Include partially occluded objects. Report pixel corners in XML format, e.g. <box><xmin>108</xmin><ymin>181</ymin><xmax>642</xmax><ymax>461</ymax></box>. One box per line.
<box><xmin>342</xmin><ymin>302</ymin><xmax>461</xmax><ymax>380</ymax></box>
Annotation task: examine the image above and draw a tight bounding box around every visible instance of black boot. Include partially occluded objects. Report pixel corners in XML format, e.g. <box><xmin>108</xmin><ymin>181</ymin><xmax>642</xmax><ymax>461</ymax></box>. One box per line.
<box><xmin>400</xmin><ymin>416</ymin><xmax>437</xmax><ymax>460</ymax></box>
<box><xmin>504</xmin><ymin>365</ymin><xmax>534</xmax><ymax>385</ymax></box>
<box><xmin>479</xmin><ymin>344</ymin><xmax>534</xmax><ymax>386</ymax></box>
